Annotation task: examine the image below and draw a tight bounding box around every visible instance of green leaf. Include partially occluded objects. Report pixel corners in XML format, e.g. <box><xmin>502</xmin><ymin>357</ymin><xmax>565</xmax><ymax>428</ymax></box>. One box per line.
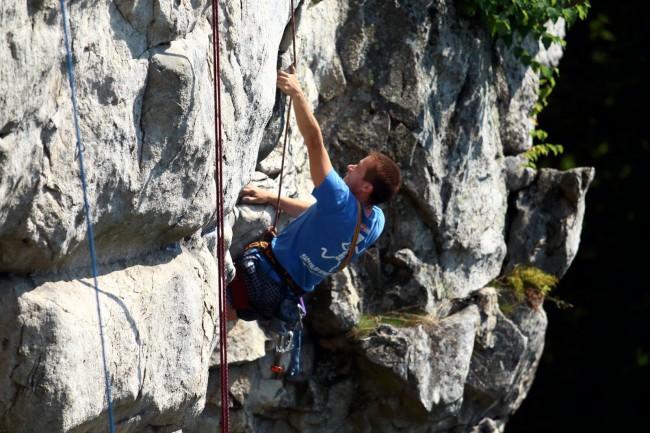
<box><xmin>562</xmin><ymin>8</ymin><xmax>577</xmax><ymax>25</ymax></box>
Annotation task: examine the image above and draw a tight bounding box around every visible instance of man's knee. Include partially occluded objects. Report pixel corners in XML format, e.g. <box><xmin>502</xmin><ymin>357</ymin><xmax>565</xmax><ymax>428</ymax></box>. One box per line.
<box><xmin>228</xmin><ymin>270</ymin><xmax>251</xmax><ymax>311</ymax></box>
<box><xmin>226</xmin><ymin>302</ymin><xmax>238</xmax><ymax>321</ymax></box>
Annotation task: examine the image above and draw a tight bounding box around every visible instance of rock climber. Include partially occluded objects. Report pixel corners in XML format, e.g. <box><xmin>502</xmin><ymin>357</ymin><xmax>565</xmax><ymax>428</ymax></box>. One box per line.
<box><xmin>226</xmin><ymin>65</ymin><xmax>402</xmax><ymax>324</ymax></box>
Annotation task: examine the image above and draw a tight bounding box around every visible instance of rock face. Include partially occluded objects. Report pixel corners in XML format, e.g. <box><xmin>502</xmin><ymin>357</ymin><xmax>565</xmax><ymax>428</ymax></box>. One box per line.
<box><xmin>0</xmin><ymin>246</ymin><xmax>217</xmax><ymax>433</ymax></box>
<box><xmin>0</xmin><ymin>1</ymin><xmax>594</xmax><ymax>433</ymax></box>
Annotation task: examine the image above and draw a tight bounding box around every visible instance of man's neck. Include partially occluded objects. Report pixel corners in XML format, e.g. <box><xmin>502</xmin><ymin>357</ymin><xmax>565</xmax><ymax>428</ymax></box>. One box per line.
<box><xmin>360</xmin><ymin>200</ymin><xmax>373</xmax><ymax>217</ymax></box>
<box><xmin>353</xmin><ymin>193</ymin><xmax>373</xmax><ymax>217</ymax></box>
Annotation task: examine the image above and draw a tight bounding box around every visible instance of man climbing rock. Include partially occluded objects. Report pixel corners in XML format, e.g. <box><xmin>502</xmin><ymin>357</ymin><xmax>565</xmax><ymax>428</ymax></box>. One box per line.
<box><xmin>226</xmin><ymin>66</ymin><xmax>402</xmax><ymax>324</ymax></box>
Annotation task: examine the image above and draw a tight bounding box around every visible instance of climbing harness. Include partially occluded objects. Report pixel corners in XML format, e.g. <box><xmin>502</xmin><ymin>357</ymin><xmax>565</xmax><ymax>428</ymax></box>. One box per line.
<box><xmin>59</xmin><ymin>1</ymin><xmax>116</xmax><ymax>432</ymax></box>
<box><xmin>211</xmin><ymin>0</ymin><xmax>230</xmax><ymax>432</ymax></box>
<box><xmin>244</xmin><ymin>241</ymin><xmax>305</xmax><ymax>295</ymax></box>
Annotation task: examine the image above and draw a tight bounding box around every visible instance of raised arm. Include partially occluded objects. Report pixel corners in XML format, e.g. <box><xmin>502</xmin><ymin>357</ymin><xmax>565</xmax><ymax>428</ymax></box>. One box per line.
<box><xmin>276</xmin><ymin>66</ymin><xmax>332</xmax><ymax>188</ymax></box>
<box><xmin>239</xmin><ymin>184</ymin><xmax>312</xmax><ymax>218</ymax></box>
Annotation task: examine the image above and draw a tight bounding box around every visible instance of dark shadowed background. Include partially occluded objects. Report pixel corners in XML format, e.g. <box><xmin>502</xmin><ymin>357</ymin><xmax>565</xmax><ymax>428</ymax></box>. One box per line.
<box><xmin>506</xmin><ymin>2</ymin><xmax>650</xmax><ymax>432</ymax></box>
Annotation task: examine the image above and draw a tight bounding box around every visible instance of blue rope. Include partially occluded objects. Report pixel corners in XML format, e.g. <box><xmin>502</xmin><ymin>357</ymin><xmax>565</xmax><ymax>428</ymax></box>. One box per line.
<box><xmin>59</xmin><ymin>2</ymin><xmax>116</xmax><ymax>432</ymax></box>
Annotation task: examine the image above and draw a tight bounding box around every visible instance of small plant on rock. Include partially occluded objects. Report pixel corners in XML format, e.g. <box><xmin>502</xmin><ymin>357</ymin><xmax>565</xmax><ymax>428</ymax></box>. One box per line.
<box><xmin>350</xmin><ymin>309</ymin><xmax>438</xmax><ymax>338</ymax></box>
<box><xmin>491</xmin><ymin>264</ymin><xmax>571</xmax><ymax>313</ymax></box>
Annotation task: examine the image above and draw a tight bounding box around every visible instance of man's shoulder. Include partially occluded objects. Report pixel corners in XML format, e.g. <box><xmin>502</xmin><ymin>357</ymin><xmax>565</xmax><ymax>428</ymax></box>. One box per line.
<box><xmin>313</xmin><ymin>169</ymin><xmax>349</xmax><ymax>208</ymax></box>
<box><xmin>314</xmin><ymin>169</ymin><xmax>344</xmax><ymax>192</ymax></box>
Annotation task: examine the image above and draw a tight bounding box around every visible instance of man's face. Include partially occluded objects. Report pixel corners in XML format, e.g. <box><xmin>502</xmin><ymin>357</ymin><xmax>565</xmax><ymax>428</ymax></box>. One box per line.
<box><xmin>343</xmin><ymin>156</ymin><xmax>373</xmax><ymax>196</ymax></box>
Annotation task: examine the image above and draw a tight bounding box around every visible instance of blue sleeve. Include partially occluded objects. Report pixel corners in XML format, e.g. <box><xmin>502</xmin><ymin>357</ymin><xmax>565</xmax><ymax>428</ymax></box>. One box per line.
<box><xmin>312</xmin><ymin>169</ymin><xmax>351</xmax><ymax>216</ymax></box>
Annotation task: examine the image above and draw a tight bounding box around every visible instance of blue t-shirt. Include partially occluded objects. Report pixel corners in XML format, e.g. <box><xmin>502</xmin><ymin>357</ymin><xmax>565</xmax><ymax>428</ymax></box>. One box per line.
<box><xmin>271</xmin><ymin>169</ymin><xmax>385</xmax><ymax>292</ymax></box>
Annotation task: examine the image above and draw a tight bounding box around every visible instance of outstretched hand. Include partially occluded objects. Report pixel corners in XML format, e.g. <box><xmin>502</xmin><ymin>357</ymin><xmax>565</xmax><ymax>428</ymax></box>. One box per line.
<box><xmin>276</xmin><ymin>65</ymin><xmax>301</xmax><ymax>98</ymax></box>
<box><xmin>239</xmin><ymin>184</ymin><xmax>272</xmax><ymax>205</ymax></box>
<box><xmin>239</xmin><ymin>183</ymin><xmax>313</xmax><ymax>218</ymax></box>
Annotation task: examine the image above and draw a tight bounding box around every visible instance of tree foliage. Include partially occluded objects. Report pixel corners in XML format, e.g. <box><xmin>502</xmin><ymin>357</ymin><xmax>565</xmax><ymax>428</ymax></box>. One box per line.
<box><xmin>458</xmin><ymin>0</ymin><xmax>591</xmax><ymax>167</ymax></box>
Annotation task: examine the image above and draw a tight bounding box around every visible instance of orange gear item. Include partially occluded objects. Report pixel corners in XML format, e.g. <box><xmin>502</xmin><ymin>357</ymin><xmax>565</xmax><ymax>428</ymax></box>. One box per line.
<box><xmin>271</xmin><ymin>365</ymin><xmax>284</xmax><ymax>374</ymax></box>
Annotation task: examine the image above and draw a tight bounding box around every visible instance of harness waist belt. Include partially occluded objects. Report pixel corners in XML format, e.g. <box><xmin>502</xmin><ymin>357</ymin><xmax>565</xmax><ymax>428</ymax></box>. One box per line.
<box><xmin>245</xmin><ymin>241</ymin><xmax>306</xmax><ymax>296</ymax></box>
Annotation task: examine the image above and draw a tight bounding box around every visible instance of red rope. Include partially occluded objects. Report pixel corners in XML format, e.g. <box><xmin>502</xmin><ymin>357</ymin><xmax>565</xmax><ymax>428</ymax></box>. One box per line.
<box><xmin>212</xmin><ymin>2</ymin><xmax>297</xmax><ymax>430</ymax></box>
<box><xmin>272</xmin><ymin>0</ymin><xmax>298</xmax><ymax>231</ymax></box>
<box><xmin>211</xmin><ymin>1</ymin><xmax>229</xmax><ymax>432</ymax></box>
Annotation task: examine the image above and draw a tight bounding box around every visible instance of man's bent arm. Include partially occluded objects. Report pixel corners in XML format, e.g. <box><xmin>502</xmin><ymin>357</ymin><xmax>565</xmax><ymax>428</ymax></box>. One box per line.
<box><xmin>271</xmin><ymin>195</ymin><xmax>313</xmax><ymax>218</ymax></box>
<box><xmin>240</xmin><ymin>184</ymin><xmax>312</xmax><ymax>218</ymax></box>
<box><xmin>276</xmin><ymin>67</ymin><xmax>332</xmax><ymax>188</ymax></box>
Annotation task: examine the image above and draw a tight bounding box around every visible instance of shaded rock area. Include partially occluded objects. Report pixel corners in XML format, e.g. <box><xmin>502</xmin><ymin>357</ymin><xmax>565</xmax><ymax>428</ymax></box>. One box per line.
<box><xmin>0</xmin><ymin>0</ymin><xmax>593</xmax><ymax>432</ymax></box>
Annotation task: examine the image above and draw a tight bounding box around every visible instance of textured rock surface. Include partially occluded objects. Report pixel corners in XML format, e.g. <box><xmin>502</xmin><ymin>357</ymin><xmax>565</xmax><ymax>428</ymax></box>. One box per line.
<box><xmin>0</xmin><ymin>0</ymin><xmax>593</xmax><ymax>432</ymax></box>
<box><xmin>0</xmin><ymin>244</ymin><xmax>216</xmax><ymax>433</ymax></box>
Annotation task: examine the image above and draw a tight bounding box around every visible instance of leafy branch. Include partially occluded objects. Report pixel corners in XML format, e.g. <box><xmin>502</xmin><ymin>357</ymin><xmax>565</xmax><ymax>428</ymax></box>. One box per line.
<box><xmin>525</xmin><ymin>128</ymin><xmax>564</xmax><ymax>169</ymax></box>
<box><xmin>458</xmin><ymin>0</ymin><xmax>591</xmax><ymax>167</ymax></box>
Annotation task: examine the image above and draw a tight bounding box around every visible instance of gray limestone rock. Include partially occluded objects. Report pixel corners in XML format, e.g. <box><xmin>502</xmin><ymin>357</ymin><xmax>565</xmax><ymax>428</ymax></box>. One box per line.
<box><xmin>0</xmin><ymin>0</ymin><xmax>594</xmax><ymax>432</ymax></box>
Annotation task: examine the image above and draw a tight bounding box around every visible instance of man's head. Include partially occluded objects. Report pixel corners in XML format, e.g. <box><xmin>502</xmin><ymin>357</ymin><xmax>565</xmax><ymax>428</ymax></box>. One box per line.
<box><xmin>364</xmin><ymin>151</ymin><xmax>402</xmax><ymax>204</ymax></box>
<box><xmin>344</xmin><ymin>151</ymin><xmax>402</xmax><ymax>205</ymax></box>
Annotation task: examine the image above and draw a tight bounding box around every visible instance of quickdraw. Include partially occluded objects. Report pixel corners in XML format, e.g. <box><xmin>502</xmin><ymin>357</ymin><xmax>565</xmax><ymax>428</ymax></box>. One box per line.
<box><xmin>270</xmin><ymin>299</ymin><xmax>306</xmax><ymax>378</ymax></box>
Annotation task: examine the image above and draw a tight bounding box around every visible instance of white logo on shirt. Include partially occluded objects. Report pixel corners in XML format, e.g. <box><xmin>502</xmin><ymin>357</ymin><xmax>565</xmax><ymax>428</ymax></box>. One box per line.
<box><xmin>319</xmin><ymin>233</ymin><xmax>367</xmax><ymax>273</ymax></box>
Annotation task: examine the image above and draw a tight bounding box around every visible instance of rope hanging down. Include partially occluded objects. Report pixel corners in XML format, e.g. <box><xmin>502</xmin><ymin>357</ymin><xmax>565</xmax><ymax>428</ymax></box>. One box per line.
<box><xmin>212</xmin><ymin>1</ymin><xmax>298</xmax><ymax>430</ymax></box>
<box><xmin>59</xmin><ymin>2</ymin><xmax>116</xmax><ymax>433</ymax></box>
<box><xmin>211</xmin><ymin>1</ymin><xmax>230</xmax><ymax>432</ymax></box>
<box><xmin>271</xmin><ymin>0</ymin><xmax>298</xmax><ymax>234</ymax></box>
